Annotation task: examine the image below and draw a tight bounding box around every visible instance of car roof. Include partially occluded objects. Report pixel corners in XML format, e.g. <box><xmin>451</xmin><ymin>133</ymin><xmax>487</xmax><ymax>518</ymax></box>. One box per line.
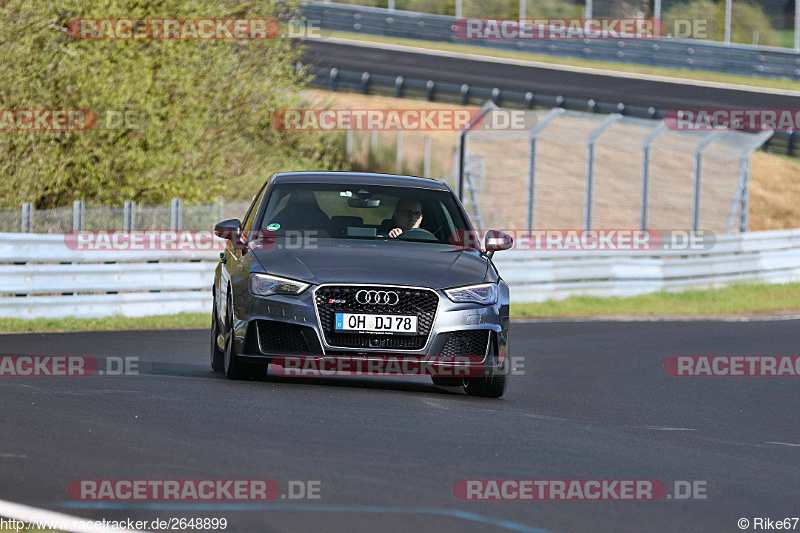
<box><xmin>272</xmin><ymin>172</ymin><xmax>451</xmax><ymax>191</ymax></box>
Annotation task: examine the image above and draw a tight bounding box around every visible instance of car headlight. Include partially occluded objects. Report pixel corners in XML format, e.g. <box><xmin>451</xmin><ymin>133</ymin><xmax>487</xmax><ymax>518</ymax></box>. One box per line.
<box><xmin>444</xmin><ymin>283</ymin><xmax>497</xmax><ymax>305</ymax></box>
<box><xmin>249</xmin><ymin>273</ymin><xmax>309</xmax><ymax>296</ymax></box>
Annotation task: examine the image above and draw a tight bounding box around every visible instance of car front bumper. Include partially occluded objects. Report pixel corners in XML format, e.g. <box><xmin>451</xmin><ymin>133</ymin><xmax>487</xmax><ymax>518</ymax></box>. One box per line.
<box><xmin>232</xmin><ymin>283</ymin><xmax>509</xmax><ymax>370</ymax></box>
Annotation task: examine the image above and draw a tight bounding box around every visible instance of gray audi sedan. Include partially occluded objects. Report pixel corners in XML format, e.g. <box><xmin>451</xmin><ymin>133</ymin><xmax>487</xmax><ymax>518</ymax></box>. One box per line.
<box><xmin>211</xmin><ymin>172</ymin><xmax>513</xmax><ymax>397</ymax></box>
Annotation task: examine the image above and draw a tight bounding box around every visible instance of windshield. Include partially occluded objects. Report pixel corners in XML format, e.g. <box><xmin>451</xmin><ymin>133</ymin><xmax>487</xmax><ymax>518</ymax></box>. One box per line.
<box><xmin>258</xmin><ymin>183</ymin><xmax>470</xmax><ymax>244</ymax></box>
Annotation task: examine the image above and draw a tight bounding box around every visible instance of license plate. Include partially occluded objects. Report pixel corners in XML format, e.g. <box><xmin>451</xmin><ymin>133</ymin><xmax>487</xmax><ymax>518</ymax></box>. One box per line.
<box><xmin>335</xmin><ymin>313</ymin><xmax>418</xmax><ymax>334</ymax></box>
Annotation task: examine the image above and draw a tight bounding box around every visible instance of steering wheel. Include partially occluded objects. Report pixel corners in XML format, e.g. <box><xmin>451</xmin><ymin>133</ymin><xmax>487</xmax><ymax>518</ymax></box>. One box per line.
<box><xmin>397</xmin><ymin>227</ymin><xmax>438</xmax><ymax>242</ymax></box>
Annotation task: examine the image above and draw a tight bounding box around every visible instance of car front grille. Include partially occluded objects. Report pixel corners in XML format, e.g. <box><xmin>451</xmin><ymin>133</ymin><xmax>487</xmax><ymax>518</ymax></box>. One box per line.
<box><xmin>441</xmin><ymin>330</ymin><xmax>490</xmax><ymax>357</ymax></box>
<box><xmin>315</xmin><ymin>285</ymin><xmax>439</xmax><ymax>351</ymax></box>
<box><xmin>257</xmin><ymin>320</ymin><xmax>312</xmax><ymax>354</ymax></box>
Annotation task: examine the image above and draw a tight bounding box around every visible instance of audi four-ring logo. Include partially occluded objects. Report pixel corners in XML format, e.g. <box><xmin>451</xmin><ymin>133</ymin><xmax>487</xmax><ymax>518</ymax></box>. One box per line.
<box><xmin>355</xmin><ymin>290</ymin><xmax>400</xmax><ymax>305</ymax></box>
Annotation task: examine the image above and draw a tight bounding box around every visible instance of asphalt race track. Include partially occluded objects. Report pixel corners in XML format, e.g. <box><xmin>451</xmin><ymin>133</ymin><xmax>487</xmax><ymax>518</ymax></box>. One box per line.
<box><xmin>0</xmin><ymin>320</ymin><xmax>798</xmax><ymax>532</ymax></box>
<box><xmin>302</xmin><ymin>39</ymin><xmax>800</xmax><ymax>110</ymax></box>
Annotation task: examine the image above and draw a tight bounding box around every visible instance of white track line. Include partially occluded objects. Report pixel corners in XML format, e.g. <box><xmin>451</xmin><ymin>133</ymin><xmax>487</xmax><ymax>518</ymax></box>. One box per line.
<box><xmin>325</xmin><ymin>37</ymin><xmax>800</xmax><ymax>97</ymax></box>
<box><xmin>0</xmin><ymin>498</ymin><xmax>150</xmax><ymax>533</ymax></box>
<box><xmin>512</xmin><ymin>315</ymin><xmax>800</xmax><ymax>323</ymax></box>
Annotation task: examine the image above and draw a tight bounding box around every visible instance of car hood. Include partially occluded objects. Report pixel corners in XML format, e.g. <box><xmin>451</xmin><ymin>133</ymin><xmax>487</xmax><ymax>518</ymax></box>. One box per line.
<box><xmin>250</xmin><ymin>239</ymin><xmax>489</xmax><ymax>289</ymax></box>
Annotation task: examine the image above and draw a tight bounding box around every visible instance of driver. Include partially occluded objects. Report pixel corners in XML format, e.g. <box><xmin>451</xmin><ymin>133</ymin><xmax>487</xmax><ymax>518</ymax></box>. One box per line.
<box><xmin>388</xmin><ymin>197</ymin><xmax>423</xmax><ymax>239</ymax></box>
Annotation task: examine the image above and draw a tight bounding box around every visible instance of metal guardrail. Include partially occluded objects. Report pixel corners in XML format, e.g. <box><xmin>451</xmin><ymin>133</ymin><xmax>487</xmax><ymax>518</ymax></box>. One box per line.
<box><xmin>495</xmin><ymin>229</ymin><xmax>800</xmax><ymax>303</ymax></box>
<box><xmin>0</xmin><ymin>233</ymin><xmax>219</xmax><ymax>319</ymax></box>
<box><xmin>305</xmin><ymin>63</ymin><xmax>800</xmax><ymax>157</ymax></box>
<box><xmin>2</xmin><ymin>230</ymin><xmax>799</xmax><ymax>317</ymax></box>
<box><xmin>304</xmin><ymin>2</ymin><xmax>800</xmax><ymax>80</ymax></box>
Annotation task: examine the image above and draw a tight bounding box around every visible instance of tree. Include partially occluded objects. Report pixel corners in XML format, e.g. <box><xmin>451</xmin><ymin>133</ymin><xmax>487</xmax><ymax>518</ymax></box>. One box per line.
<box><xmin>0</xmin><ymin>0</ymin><xmax>344</xmax><ymax>207</ymax></box>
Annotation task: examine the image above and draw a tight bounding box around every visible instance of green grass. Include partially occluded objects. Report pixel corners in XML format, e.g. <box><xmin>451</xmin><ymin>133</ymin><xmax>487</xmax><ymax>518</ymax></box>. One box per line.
<box><xmin>325</xmin><ymin>30</ymin><xmax>800</xmax><ymax>92</ymax></box>
<box><xmin>0</xmin><ymin>283</ymin><xmax>798</xmax><ymax>333</ymax></box>
<box><xmin>512</xmin><ymin>282</ymin><xmax>800</xmax><ymax>318</ymax></box>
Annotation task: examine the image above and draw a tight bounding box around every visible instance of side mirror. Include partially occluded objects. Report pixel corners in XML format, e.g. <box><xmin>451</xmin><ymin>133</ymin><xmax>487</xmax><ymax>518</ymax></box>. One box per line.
<box><xmin>484</xmin><ymin>230</ymin><xmax>513</xmax><ymax>253</ymax></box>
<box><xmin>214</xmin><ymin>219</ymin><xmax>246</xmax><ymax>248</ymax></box>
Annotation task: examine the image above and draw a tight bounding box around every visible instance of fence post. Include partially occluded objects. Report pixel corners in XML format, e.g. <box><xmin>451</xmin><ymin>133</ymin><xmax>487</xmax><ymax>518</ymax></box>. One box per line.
<box><xmin>738</xmin><ymin>157</ymin><xmax>750</xmax><ymax>233</ymax></box>
<box><xmin>123</xmin><ymin>201</ymin><xmax>136</xmax><ymax>231</ymax></box>
<box><xmin>640</xmin><ymin>122</ymin><xmax>667</xmax><ymax>230</ymax></box>
<box><xmin>370</xmin><ymin>129</ymin><xmax>378</xmax><ymax>155</ymax></box>
<box><xmin>217</xmin><ymin>197</ymin><xmax>225</xmax><ymax>223</ymax></box>
<box><xmin>21</xmin><ymin>203</ymin><xmax>33</xmax><ymax>233</ymax></box>
<box><xmin>584</xmin><ymin>114</ymin><xmax>620</xmax><ymax>230</ymax></box>
<box><xmin>72</xmin><ymin>200</ymin><xmax>84</xmax><ymax>231</ymax></box>
<box><xmin>423</xmin><ymin>137</ymin><xmax>431</xmax><ymax>177</ymax></box>
<box><xmin>525</xmin><ymin>108</ymin><xmax>563</xmax><ymax>230</ymax></box>
<box><xmin>692</xmin><ymin>131</ymin><xmax>723</xmax><ymax>232</ymax></box>
<box><xmin>395</xmin><ymin>130</ymin><xmax>404</xmax><ymax>174</ymax></box>
<box><xmin>170</xmin><ymin>198</ymin><xmax>183</xmax><ymax>230</ymax></box>
<box><xmin>346</xmin><ymin>128</ymin><xmax>354</xmax><ymax>161</ymax></box>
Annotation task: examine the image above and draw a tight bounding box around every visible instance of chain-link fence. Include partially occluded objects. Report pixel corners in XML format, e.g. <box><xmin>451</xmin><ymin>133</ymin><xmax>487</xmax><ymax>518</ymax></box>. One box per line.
<box><xmin>345</xmin><ymin>128</ymin><xmax>459</xmax><ymax>189</ymax></box>
<box><xmin>458</xmin><ymin>106</ymin><xmax>772</xmax><ymax>233</ymax></box>
<box><xmin>0</xmin><ymin>199</ymin><xmax>252</xmax><ymax>234</ymax></box>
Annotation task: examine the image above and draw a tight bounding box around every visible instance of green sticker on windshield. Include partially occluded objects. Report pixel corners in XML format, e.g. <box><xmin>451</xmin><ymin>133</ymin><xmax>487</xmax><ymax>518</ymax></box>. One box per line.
<box><xmin>266</xmin><ymin>223</ymin><xmax>280</xmax><ymax>231</ymax></box>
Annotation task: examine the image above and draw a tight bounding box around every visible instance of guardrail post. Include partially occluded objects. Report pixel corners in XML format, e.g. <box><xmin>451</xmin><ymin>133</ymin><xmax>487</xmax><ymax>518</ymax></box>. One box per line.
<box><xmin>72</xmin><ymin>200</ymin><xmax>84</xmax><ymax>231</ymax></box>
<box><xmin>455</xmin><ymin>0</ymin><xmax>462</xmax><ymax>18</ymax></box>
<box><xmin>519</xmin><ymin>0</ymin><xmax>527</xmax><ymax>18</ymax></box>
<box><xmin>217</xmin><ymin>197</ymin><xmax>224</xmax><ymax>223</ymax></box>
<box><xmin>329</xmin><ymin>67</ymin><xmax>339</xmax><ymax>91</ymax></box>
<box><xmin>360</xmin><ymin>72</ymin><xmax>370</xmax><ymax>94</ymax></box>
<box><xmin>460</xmin><ymin>84</ymin><xmax>470</xmax><ymax>106</ymax></box>
<box><xmin>171</xmin><ymin>198</ymin><xmax>183</xmax><ymax>230</ymax></box>
<box><xmin>426</xmin><ymin>80</ymin><xmax>436</xmax><ymax>101</ymax></box>
<box><xmin>395</xmin><ymin>76</ymin><xmax>404</xmax><ymax>98</ymax></box>
<box><xmin>21</xmin><ymin>203</ymin><xmax>33</xmax><ymax>233</ymax></box>
<box><xmin>371</xmin><ymin>130</ymin><xmax>378</xmax><ymax>155</ymax></box>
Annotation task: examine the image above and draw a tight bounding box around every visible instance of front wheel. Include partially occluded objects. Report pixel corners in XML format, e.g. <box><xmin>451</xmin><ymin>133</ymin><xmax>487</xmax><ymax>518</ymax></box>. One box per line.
<box><xmin>210</xmin><ymin>297</ymin><xmax>225</xmax><ymax>372</ymax></box>
<box><xmin>463</xmin><ymin>351</ymin><xmax>509</xmax><ymax>398</ymax></box>
<box><xmin>223</xmin><ymin>293</ymin><xmax>246</xmax><ymax>380</ymax></box>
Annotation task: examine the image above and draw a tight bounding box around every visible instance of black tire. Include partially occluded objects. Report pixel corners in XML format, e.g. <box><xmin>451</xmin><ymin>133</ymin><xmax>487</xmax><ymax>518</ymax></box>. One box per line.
<box><xmin>210</xmin><ymin>297</ymin><xmax>225</xmax><ymax>372</ymax></box>
<box><xmin>464</xmin><ymin>351</ymin><xmax>509</xmax><ymax>398</ymax></box>
<box><xmin>223</xmin><ymin>293</ymin><xmax>246</xmax><ymax>380</ymax></box>
<box><xmin>431</xmin><ymin>376</ymin><xmax>466</xmax><ymax>387</ymax></box>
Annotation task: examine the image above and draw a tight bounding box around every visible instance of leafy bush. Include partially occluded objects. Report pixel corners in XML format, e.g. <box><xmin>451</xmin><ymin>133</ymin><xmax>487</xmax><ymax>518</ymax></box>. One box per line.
<box><xmin>663</xmin><ymin>0</ymin><xmax>778</xmax><ymax>45</ymax></box>
<box><xmin>0</xmin><ymin>0</ymin><xmax>346</xmax><ymax>208</ymax></box>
